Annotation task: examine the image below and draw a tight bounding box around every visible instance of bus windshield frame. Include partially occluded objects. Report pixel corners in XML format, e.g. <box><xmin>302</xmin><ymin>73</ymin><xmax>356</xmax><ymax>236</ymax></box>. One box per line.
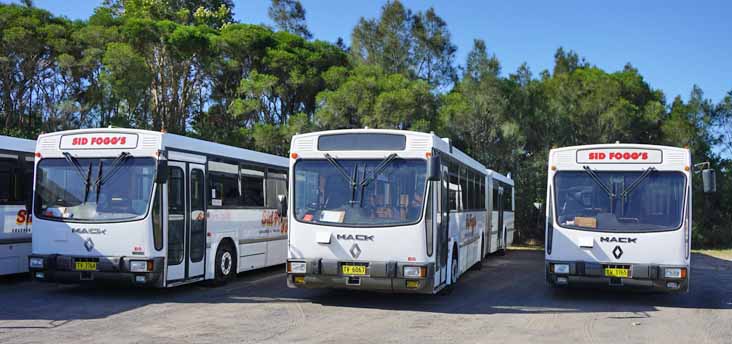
<box><xmin>553</xmin><ymin>170</ymin><xmax>687</xmax><ymax>233</ymax></box>
<box><xmin>34</xmin><ymin>156</ymin><xmax>157</xmax><ymax>223</ymax></box>
<box><xmin>293</xmin><ymin>158</ymin><xmax>428</xmax><ymax>228</ymax></box>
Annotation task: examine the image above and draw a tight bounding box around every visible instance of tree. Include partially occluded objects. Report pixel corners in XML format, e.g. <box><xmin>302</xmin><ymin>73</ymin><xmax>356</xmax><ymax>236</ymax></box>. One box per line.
<box><xmin>267</xmin><ymin>0</ymin><xmax>311</xmax><ymax>39</ymax></box>
<box><xmin>195</xmin><ymin>24</ymin><xmax>347</xmax><ymax>151</ymax></box>
<box><xmin>315</xmin><ymin>64</ymin><xmax>435</xmax><ymax>131</ymax></box>
<box><xmin>465</xmin><ymin>39</ymin><xmax>500</xmax><ymax>81</ymax></box>
<box><xmin>350</xmin><ymin>0</ymin><xmax>456</xmax><ymax>89</ymax></box>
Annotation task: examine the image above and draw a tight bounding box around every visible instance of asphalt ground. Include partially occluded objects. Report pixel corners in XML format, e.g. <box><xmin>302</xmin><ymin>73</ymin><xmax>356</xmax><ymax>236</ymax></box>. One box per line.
<box><xmin>1</xmin><ymin>250</ymin><xmax>731</xmax><ymax>344</ymax></box>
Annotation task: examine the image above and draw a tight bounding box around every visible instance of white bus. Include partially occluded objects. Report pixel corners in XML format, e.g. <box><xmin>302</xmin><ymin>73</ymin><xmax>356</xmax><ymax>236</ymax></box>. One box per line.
<box><xmin>28</xmin><ymin>128</ymin><xmax>289</xmax><ymax>287</ymax></box>
<box><xmin>285</xmin><ymin>129</ymin><xmax>514</xmax><ymax>294</ymax></box>
<box><xmin>545</xmin><ymin>143</ymin><xmax>714</xmax><ymax>292</ymax></box>
<box><xmin>0</xmin><ymin>135</ymin><xmax>35</xmax><ymax>276</ymax></box>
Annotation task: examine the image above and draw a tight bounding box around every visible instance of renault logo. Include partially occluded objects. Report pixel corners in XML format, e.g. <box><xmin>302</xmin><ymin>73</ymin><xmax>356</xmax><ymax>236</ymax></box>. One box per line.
<box><xmin>84</xmin><ymin>238</ymin><xmax>95</xmax><ymax>252</ymax></box>
<box><xmin>612</xmin><ymin>245</ymin><xmax>623</xmax><ymax>259</ymax></box>
<box><xmin>349</xmin><ymin>243</ymin><xmax>362</xmax><ymax>259</ymax></box>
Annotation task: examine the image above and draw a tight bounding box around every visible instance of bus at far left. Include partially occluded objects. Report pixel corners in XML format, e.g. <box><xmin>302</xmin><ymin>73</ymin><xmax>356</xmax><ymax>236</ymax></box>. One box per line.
<box><xmin>0</xmin><ymin>135</ymin><xmax>35</xmax><ymax>276</ymax></box>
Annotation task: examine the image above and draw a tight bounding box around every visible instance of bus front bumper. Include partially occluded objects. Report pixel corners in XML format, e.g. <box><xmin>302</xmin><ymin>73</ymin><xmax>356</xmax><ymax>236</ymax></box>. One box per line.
<box><xmin>286</xmin><ymin>259</ymin><xmax>435</xmax><ymax>294</ymax></box>
<box><xmin>28</xmin><ymin>254</ymin><xmax>165</xmax><ymax>287</ymax></box>
<box><xmin>546</xmin><ymin>260</ymin><xmax>689</xmax><ymax>292</ymax></box>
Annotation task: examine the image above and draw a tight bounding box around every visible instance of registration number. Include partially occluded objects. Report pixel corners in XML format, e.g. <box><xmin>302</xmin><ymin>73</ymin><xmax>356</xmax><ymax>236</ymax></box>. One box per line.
<box><xmin>75</xmin><ymin>262</ymin><xmax>97</xmax><ymax>271</ymax></box>
<box><xmin>342</xmin><ymin>265</ymin><xmax>367</xmax><ymax>275</ymax></box>
<box><xmin>604</xmin><ymin>268</ymin><xmax>629</xmax><ymax>278</ymax></box>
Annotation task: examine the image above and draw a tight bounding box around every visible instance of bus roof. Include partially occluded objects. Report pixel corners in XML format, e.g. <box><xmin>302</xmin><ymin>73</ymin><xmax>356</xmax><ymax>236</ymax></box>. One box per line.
<box><xmin>548</xmin><ymin>143</ymin><xmax>691</xmax><ymax>170</ymax></box>
<box><xmin>549</xmin><ymin>143</ymin><xmax>688</xmax><ymax>154</ymax></box>
<box><xmin>292</xmin><ymin>128</ymin><xmax>495</xmax><ymax>176</ymax></box>
<box><xmin>0</xmin><ymin>134</ymin><xmax>35</xmax><ymax>153</ymax></box>
<box><xmin>37</xmin><ymin>128</ymin><xmax>288</xmax><ymax>168</ymax></box>
<box><xmin>487</xmin><ymin>169</ymin><xmax>514</xmax><ymax>186</ymax></box>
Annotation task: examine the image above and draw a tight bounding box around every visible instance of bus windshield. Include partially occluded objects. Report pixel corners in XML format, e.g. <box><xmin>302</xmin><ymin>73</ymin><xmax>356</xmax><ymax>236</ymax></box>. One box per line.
<box><xmin>35</xmin><ymin>157</ymin><xmax>156</xmax><ymax>222</ymax></box>
<box><xmin>294</xmin><ymin>158</ymin><xmax>426</xmax><ymax>227</ymax></box>
<box><xmin>554</xmin><ymin>171</ymin><xmax>686</xmax><ymax>232</ymax></box>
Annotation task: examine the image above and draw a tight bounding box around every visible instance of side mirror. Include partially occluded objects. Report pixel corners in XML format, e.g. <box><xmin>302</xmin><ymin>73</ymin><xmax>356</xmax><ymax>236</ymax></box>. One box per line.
<box><xmin>427</xmin><ymin>155</ymin><xmax>441</xmax><ymax>181</ymax></box>
<box><xmin>155</xmin><ymin>159</ymin><xmax>169</xmax><ymax>184</ymax></box>
<box><xmin>702</xmin><ymin>169</ymin><xmax>716</xmax><ymax>193</ymax></box>
<box><xmin>277</xmin><ymin>194</ymin><xmax>288</xmax><ymax>216</ymax></box>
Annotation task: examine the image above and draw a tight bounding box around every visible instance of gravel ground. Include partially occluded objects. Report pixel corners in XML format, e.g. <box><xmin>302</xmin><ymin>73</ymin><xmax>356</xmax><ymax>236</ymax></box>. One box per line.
<box><xmin>1</xmin><ymin>250</ymin><xmax>731</xmax><ymax>344</ymax></box>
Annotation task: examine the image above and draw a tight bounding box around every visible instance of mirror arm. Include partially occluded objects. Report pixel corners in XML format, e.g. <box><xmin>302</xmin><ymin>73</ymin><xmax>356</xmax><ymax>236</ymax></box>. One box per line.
<box><xmin>693</xmin><ymin>162</ymin><xmax>711</xmax><ymax>174</ymax></box>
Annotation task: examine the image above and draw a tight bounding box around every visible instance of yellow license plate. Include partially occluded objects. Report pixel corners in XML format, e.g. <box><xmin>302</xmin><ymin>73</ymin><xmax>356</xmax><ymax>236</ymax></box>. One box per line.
<box><xmin>604</xmin><ymin>268</ymin><xmax>629</xmax><ymax>278</ymax></box>
<box><xmin>75</xmin><ymin>262</ymin><xmax>97</xmax><ymax>271</ymax></box>
<box><xmin>342</xmin><ymin>265</ymin><xmax>366</xmax><ymax>275</ymax></box>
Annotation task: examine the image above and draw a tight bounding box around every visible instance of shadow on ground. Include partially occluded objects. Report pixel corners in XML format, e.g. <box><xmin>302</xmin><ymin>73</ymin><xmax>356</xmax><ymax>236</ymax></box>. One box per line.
<box><xmin>0</xmin><ymin>250</ymin><xmax>730</xmax><ymax>328</ymax></box>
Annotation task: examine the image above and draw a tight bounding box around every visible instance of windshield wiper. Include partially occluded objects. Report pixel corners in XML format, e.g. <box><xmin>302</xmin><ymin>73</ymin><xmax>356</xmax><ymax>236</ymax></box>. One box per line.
<box><xmin>582</xmin><ymin>165</ymin><xmax>616</xmax><ymax>202</ymax></box>
<box><xmin>323</xmin><ymin>153</ymin><xmax>358</xmax><ymax>207</ymax></box>
<box><xmin>94</xmin><ymin>159</ymin><xmax>104</xmax><ymax>203</ymax></box>
<box><xmin>358</xmin><ymin>153</ymin><xmax>398</xmax><ymax>206</ymax></box>
<box><xmin>619</xmin><ymin>167</ymin><xmax>656</xmax><ymax>203</ymax></box>
<box><xmin>94</xmin><ymin>152</ymin><xmax>132</xmax><ymax>201</ymax></box>
<box><xmin>63</xmin><ymin>152</ymin><xmax>93</xmax><ymax>203</ymax></box>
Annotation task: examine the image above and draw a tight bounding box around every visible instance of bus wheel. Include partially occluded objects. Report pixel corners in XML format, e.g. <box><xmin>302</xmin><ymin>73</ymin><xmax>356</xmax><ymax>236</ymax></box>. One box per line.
<box><xmin>214</xmin><ymin>242</ymin><xmax>236</xmax><ymax>285</ymax></box>
<box><xmin>450</xmin><ymin>249</ymin><xmax>459</xmax><ymax>285</ymax></box>
<box><xmin>440</xmin><ymin>248</ymin><xmax>459</xmax><ymax>296</ymax></box>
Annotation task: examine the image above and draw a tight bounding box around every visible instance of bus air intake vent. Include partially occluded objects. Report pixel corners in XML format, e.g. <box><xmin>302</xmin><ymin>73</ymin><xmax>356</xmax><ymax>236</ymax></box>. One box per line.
<box><xmin>294</xmin><ymin>137</ymin><xmax>315</xmax><ymax>152</ymax></box>
<box><xmin>141</xmin><ymin>135</ymin><xmax>159</xmax><ymax>149</ymax></box>
<box><xmin>555</xmin><ymin>151</ymin><xmax>574</xmax><ymax>167</ymax></box>
<box><xmin>665</xmin><ymin>151</ymin><xmax>686</xmax><ymax>165</ymax></box>
<box><xmin>408</xmin><ymin>136</ymin><xmax>431</xmax><ymax>150</ymax></box>
<box><xmin>39</xmin><ymin>137</ymin><xmax>58</xmax><ymax>150</ymax></box>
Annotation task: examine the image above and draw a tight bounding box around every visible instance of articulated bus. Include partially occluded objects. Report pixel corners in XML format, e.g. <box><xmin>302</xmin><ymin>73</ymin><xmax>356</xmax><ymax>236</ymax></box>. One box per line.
<box><xmin>545</xmin><ymin>143</ymin><xmax>714</xmax><ymax>292</ymax></box>
<box><xmin>0</xmin><ymin>135</ymin><xmax>35</xmax><ymax>275</ymax></box>
<box><xmin>285</xmin><ymin>129</ymin><xmax>514</xmax><ymax>294</ymax></box>
<box><xmin>28</xmin><ymin>128</ymin><xmax>289</xmax><ymax>287</ymax></box>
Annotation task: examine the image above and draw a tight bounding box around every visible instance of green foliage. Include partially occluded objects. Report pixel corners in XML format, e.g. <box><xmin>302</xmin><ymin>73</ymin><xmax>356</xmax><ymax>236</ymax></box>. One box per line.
<box><xmin>315</xmin><ymin>65</ymin><xmax>435</xmax><ymax>130</ymax></box>
<box><xmin>268</xmin><ymin>0</ymin><xmax>311</xmax><ymax>39</ymax></box>
<box><xmin>350</xmin><ymin>0</ymin><xmax>456</xmax><ymax>88</ymax></box>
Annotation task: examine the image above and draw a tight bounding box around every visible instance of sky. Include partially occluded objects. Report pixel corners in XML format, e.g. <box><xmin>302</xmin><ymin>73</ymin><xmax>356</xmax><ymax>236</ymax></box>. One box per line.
<box><xmin>16</xmin><ymin>0</ymin><xmax>732</xmax><ymax>104</ymax></box>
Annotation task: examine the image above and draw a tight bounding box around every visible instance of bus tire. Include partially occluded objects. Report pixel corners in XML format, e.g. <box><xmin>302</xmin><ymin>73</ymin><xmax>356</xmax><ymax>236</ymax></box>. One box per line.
<box><xmin>440</xmin><ymin>246</ymin><xmax>459</xmax><ymax>296</ymax></box>
<box><xmin>450</xmin><ymin>246</ymin><xmax>459</xmax><ymax>285</ymax></box>
<box><xmin>213</xmin><ymin>241</ymin><xmax>236</xmax><ymax>286</ymax></box>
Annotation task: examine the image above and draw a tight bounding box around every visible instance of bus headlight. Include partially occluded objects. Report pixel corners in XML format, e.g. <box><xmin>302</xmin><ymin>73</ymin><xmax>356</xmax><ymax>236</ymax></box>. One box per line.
<box><xmin>288</xmin><ymin>261</ymin><xmax>306</xmax><ymax>274</ymax></box>
<box><xmin>664</xmin><ymin>268</ymin><xmax>687</xmax><ymax>279</ymax></box>
<box><xmin>552</xmin><ymin>263</ymin><xmax>570</xmax><ymax>274</ymax></box>
<box><xmin>403</xmin><ymin>266</ymin><xmax>426</xmax><ymax>278</ymax></box>
<box><xmin>130</xmin><ymin>260</ymin><xmax>149</xmax><ymax>272</ymax></box>
<box><xmin>29</xmin><ymin>257</ymin><xmax>44</xmax><ymax>269</ymax></box>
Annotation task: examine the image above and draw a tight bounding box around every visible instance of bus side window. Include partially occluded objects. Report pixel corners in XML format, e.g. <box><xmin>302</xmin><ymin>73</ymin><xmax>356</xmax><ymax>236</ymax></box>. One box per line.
<box><xmin>0</xmin><ymin>153</ymin><xmax>18</xmax><ymax>204</ymax></box>
<box><xmin>208</xmin><ymin>160</ymin><xmax>242</xmax><ymax>208</ymax></box>
<box><xmin>265</xmin><ymin>170</ymin><xmax>287</xmax><ymax>209</ymax></box>
<box><xmin>504</xmin><ymin>186</ymin><xmax>513</xmax><ymax>211</ymax></box>
<box><xmin>241</xmin><ymin>166</ymin><xmax>265</xmax><ymax>207</ymax></box>
<box><xmin>449</xmin><ymin>172</ymin><xmax>459</xmax><ymax>211</ymax></box>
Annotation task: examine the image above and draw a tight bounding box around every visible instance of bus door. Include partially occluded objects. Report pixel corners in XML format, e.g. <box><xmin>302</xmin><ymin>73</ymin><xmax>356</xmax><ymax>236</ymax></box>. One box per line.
<box><xmin>166</xmin><ymin>162</ymin><xmax>207</xmax><ymax>283</ymax></box>
<box><xmin>434</xmin><ymin>166</ymin><xmax>450</xmax><ymax>287</ymax></box>
<box><xmin>497</xmin><ymin>186</ymin><xmax>505</xmax><ymax>249</ymax></box>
